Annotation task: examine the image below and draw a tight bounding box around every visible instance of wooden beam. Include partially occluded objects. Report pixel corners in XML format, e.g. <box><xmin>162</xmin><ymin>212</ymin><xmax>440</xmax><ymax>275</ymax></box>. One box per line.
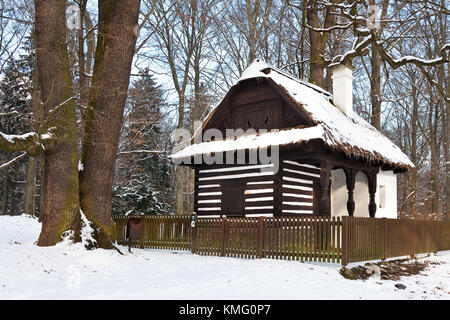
<box><xmin>279</xmin><ymin>141</ymin><xmax>382</xmax><ymax>173</ymax></box>
<box><xmin>367</xmin><ymin>171</ymin><xmax>378</xmax><ymax>217</ymax></box>
<box><xmin>319</xmin><ymin>160</ymin><xmax>332</xmax><ymax>216</ymax></box>
<box><xmin>343</xmin><ymin>168</ymin><xmax>356</xmax><ymax>217</ymax></box>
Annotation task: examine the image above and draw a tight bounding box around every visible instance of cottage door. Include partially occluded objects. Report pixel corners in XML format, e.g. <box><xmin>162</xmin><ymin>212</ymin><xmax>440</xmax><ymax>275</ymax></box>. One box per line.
<box><xmin>220</xmin><ymin>180</ymin><xmax>246</xmax><ymax>216</ymax></box>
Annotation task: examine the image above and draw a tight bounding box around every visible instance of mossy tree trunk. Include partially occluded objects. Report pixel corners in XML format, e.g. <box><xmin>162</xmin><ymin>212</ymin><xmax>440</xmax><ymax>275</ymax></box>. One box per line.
<box><xmin>1</xmin><ymin>0</ymin><xmax>140</xmax><ymax>248</ymax></box>
<box><xmin>34</xmin><ymin>0</ymin><xmax>81</xmax><ymax>246</ymax></box>
<box><xmin>79</xmin><ymin>0</ymin><xmax>141</xmax><ymax>248</ymax></box>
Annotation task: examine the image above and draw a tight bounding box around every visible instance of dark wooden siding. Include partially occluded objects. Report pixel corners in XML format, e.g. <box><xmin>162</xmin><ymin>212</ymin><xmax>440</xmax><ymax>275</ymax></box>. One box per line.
<box><xmin>195</xmin><ymin>164</ymin><xmax>276</xmax><ymax>217</ymax></box>
<box><xmin>194</xmin><ymin>160</ymin><xmax>322</xmax><ymax>217</ymax></box>
<box><xmin>203</xmin><ymin>79</ymin><xmax>313</xmax><ymax>137</ymax></box>
<box><xmin>281</xmin><ymin>160</ymin><xmax>319</xmax><ymax>216</ymax></box>
<box><xmin>232</xmin><ymin>99</ymin><xmax>281</xmax><ymax>130</ymax></box>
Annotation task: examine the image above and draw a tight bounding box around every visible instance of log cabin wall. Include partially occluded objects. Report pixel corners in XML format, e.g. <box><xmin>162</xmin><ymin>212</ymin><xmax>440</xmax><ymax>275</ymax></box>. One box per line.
<box><xmin>195</xmin><ymin>163</ymin><xmax>277</xmax><ymax>217</ymax></box>
<box><xmin>194</xmin><ymin>160</ymin><xmax>322</xmax><ymax>217</ymax></box>
<box><xmin>281</xmin><ymin>160</ymin><xmax>320</xmax><ymax>216</ymax></box>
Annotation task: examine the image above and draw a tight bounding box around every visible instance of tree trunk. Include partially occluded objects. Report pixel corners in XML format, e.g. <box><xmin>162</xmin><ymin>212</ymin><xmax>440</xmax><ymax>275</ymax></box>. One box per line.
<box><xmin>409</xmin><ymin>79</ymin><xmax>419</xmax><ymax>218</ymax></box>
<box><xmin>79</xmin><ymin>0</ymin><xmax>141</xmax><ymax>248</ymax></box>
<box><xmin>1</xmin><ymin>169</ymin><xmax>8</xmax><ymax>215</ymax></box>
<box><xmin>429</xmin><ymin>97</ymin><xmax>440</xmax><ymax>219</ymax></box>
<box><xmin>370</xmin><ymin>43</ymin><xmax>381</xmax><ymax>130</ymax></box>
<box><xmin>77</xmin><ymin>0</ymin><xmax>88</xmax><ymax>142</ymax></box>
<box><xmin>176</xmin><ymin>167</ymin><xmax>185</xmax><ymax>215</ymax></box>
<box><xmin>34</xmin><ymin>0</ymin><xmax>80</xmax><ymax>246</ymax></box>
<box><xmin>24</xmin><ymin>156</ymin><xmax>37</xmax><ymax>216</ymax></box>
<box><xmin>369</xmin><ymin>0</ymin><xmax>389</xmax><ymax>131</ymax></box>
<box><xmin>306</xmin><ymin>1</ymin><xmax>334</xmax><ymax>89</ymax></box>
<box><xmin>307</xmin><ymin>7</ymin><xmax>325</xmax><ymax>87</ymax></box>
<box><xmin>24</xmin><ymin>31</ymin><xmax>40</xmax><ymax>218</ymax></box>
<box><xmin>445</xmin><ymin>68</ymin><xmax>450</xmax><ymax>220</ymax></box>
<box><xmin>10</xmin><ymin>184</ymin><xmax>17</xmax><ymax>215</ymax></box>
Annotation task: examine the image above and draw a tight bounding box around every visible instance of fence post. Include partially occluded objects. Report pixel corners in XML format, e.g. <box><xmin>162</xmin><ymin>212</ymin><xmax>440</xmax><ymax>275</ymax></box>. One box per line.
<box><xmin>342</xmin><ymin>216</ymin><xmax>348</xmax><ymax>266</ymax></box>
<box><xmin>191</xmin><ymin>214</ymin><xmax>197</xmax><ymax>254</ymax></box>
<box><xmin>221</xmin><ymin>217</ymin><xmax>228</xmax><ymax>257</ymax></box>
<box><xmin>434</xmin><ymin>221</ymin><xmax>439</xmax><ymax>253</ymax></box>
<box><xmin>382</xmin><ymin>218</ymin><xmax>387</xmax><ymax>261</ymax></box>
<box><xmin>257</xmin><ymin>216</ymin><xmax>266</xmax><ymax>259</ymax></box>
<box><xmin>413</xmin><ymin>219</ymin><xmax>416</xmax><ymax>257</ymax></box>
<box><xmin>138</xmin><ymin>218</ymin><xmax>144</xmax><ymax>249</ymax></box>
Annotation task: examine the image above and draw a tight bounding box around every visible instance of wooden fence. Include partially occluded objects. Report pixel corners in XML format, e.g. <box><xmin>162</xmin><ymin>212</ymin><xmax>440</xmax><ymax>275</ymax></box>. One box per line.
<box><xmin>192</xmin><ymin>216</ymin><xmax>342</xmax><ymax>263</ymax></box>
<box><xmin>114</xmin><ymin>215</ymin><xmax>192</xmax><ymax>250</ymax></box>
<box><xmin>112</xmin><ymin>215</ymin><xmax>450</xmax><ymax>265</ymax></box>
<box><xmin>342</xmin><ymin>217</ymin><xmax>450</xmax><ymax>264</ymax></box>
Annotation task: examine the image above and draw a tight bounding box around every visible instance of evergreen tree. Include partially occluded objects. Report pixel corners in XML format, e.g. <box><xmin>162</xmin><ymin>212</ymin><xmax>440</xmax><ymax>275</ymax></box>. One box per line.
<box><xmin>0</xmin><ymin>36</ymin><xmax>34</xmax><ymax>215</ymax></box>
<box><xmin>112</xmin><ymin>69</ymin><xmax>173</xmax><ymax>215</ymax></box>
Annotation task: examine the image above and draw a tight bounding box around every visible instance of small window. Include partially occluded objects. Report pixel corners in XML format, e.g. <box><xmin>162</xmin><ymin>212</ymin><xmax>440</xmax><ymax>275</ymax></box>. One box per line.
<box><xmin>379</xmin><ymin>185</ymin><xmax>386</xmax><ymax>208</ymax></box>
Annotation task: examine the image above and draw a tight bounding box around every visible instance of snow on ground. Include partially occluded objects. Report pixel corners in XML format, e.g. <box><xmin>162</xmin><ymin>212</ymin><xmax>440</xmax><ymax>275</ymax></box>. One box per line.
<box><xmin>0</xmin><ymin>215</ymin><xmax>449</xmax><ymax>300</ymax></box>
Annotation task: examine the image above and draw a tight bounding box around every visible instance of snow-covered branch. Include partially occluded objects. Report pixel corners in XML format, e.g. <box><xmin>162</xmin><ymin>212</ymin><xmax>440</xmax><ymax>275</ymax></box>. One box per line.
<box><xmin>380</xmin><ymin>51</ymin><xmax>449</xmax><ymax>69</ymax></box>
<box><xmin>118</xmin><ymin>149</ymin><xmax>166</xmax><ymax>155</ymax></box>
<box><xmin>324</xmin><ymin>1</ymin><xmax>450</xmax><ymax>72</ymax></box>
<box><xmin>0</xmin><ymin>152</ymin><xmax>27</xmax><ymax>171</ymax></box>
<box><xmin>329</xmin><ymin>36</ymin><xmax>372</xmax><ymax>67</ymax></box>
<box><xmin>0</xmin><ymin>111</ymin><xmax>20</xmax><ymax>117</ymax></box>
<box><xmin>47</xmin><ymin>96</ymin><xmax>76</xmax><ymax>116</ymax></box>
<box><xmin>0</xmin><ymin>129</ymin><xmax>57</xmax><ymax>156</ymax></box>
<box><xmin>304</xmin><ymin>22</ymin><xmax>353</xmax><ymax>33</ymax></box>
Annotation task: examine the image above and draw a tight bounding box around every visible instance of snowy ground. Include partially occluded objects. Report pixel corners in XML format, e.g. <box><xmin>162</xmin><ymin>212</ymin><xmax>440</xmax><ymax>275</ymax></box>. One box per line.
<box><xmin>0</xmin><ymin>214</ymin><xmax>449</xmax><ymax>300</ymax></box>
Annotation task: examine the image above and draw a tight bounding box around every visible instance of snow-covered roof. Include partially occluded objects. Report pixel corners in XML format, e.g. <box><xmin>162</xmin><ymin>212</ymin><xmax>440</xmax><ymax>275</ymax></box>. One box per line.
<box><xmin>171</xmin><ymin>126</ymin><xmax>324</xmax><ymax>160</ymax></box>
<box><xmin>171</xmin><ymin>60</ymin><xmax>414</xmax><ymax>169</ymax></box>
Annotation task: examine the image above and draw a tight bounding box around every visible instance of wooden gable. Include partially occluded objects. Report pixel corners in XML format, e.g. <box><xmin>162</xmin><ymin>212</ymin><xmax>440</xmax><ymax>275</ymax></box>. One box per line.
<box><xmin>202</xmin><ymin>78</ymin><xmax>313</xmax><ymax>137</ymax></box>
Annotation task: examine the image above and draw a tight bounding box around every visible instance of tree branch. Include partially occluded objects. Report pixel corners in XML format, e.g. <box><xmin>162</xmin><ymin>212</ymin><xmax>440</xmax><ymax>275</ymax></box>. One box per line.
<box><xmin>0</xmin><ymin>128</ymin><xmax>57</xmax><ymax>156</ymax></box>
<box><xmin>0</xmin><ymin>152</ymin><xmax>27</xmax><ymax>171</ymax></box>
<box><xmin>118</xmin><ymin>149</ymin><xmax>166</xmax><ymax>155</ymax></box>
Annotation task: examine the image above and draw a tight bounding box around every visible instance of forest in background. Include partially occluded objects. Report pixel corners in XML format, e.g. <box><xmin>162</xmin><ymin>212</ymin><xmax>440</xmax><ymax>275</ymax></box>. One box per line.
<box><xmin>0</xmin><ymin>0</ymin><xmax>448</xmax><ymax>240</ymax></box>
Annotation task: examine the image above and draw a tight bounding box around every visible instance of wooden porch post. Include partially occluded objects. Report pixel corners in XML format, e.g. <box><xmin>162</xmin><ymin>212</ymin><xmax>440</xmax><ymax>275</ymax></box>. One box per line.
<box><xmin>319</xmin><ymin>161</ymin><xmax>331</xmax><ymax>216</ymax></box>
<box><xmin>343</xmin><ymin>168</ymin><xmax>356</xmax><ymax>216</ymax></box>
<box><xmin>368</xmin><ymin>171</ymin><xmax>377</xmax><ymax>217</ymax></box>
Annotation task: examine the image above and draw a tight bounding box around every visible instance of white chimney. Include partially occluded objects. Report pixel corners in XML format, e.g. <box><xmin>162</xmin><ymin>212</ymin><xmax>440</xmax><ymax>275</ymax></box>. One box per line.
<box><xmin>332</xmin><ymin>64</ymin><xmax>353</xmax><ymax>118</ymax></box>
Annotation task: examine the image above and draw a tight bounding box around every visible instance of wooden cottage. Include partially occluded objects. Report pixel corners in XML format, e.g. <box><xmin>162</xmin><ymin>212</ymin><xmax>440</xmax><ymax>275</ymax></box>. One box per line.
<box><xmin>170</xmin><ymin>60</ymin><xmax>414</xmax><ymax>219</ymax></box>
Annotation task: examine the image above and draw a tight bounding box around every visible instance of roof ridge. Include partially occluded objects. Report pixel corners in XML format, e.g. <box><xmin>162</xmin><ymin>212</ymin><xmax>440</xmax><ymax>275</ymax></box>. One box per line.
<box><xmin>242</xmin><ymin>59</ymin><xmax>333</xmax><ymax>99</ymax></box>
<box><xmin>266</xmin><ymin>65</ymin><xmax>333</xmax><ymax>99</ymax></box>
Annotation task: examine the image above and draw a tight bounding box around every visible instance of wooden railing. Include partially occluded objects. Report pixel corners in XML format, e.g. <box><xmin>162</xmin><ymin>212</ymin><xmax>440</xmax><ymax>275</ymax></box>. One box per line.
<box><xmin>112</xmin><ymin>215</ymin><xmax>450</xmax><ymax>265</ymax></box>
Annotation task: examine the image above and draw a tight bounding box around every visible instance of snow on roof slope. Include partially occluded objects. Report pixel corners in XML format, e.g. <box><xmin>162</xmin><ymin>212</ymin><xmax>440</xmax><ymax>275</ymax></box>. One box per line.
<box><xmin>171</xmin><ymin>125</ymin><xmax>325</xmax><ymax>160</ymax></box>
<box><xmin>171</xmin><ymin>59</ymin><xmax>414</xmax><ymax>169</ymax></box>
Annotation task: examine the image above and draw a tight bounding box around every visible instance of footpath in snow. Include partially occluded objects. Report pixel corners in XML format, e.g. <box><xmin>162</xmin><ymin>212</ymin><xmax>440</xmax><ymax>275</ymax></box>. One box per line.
<box><xmin>0</xmin><ymin>214</ymin><xmax>448</xmax><ymax>300</ymax></box>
